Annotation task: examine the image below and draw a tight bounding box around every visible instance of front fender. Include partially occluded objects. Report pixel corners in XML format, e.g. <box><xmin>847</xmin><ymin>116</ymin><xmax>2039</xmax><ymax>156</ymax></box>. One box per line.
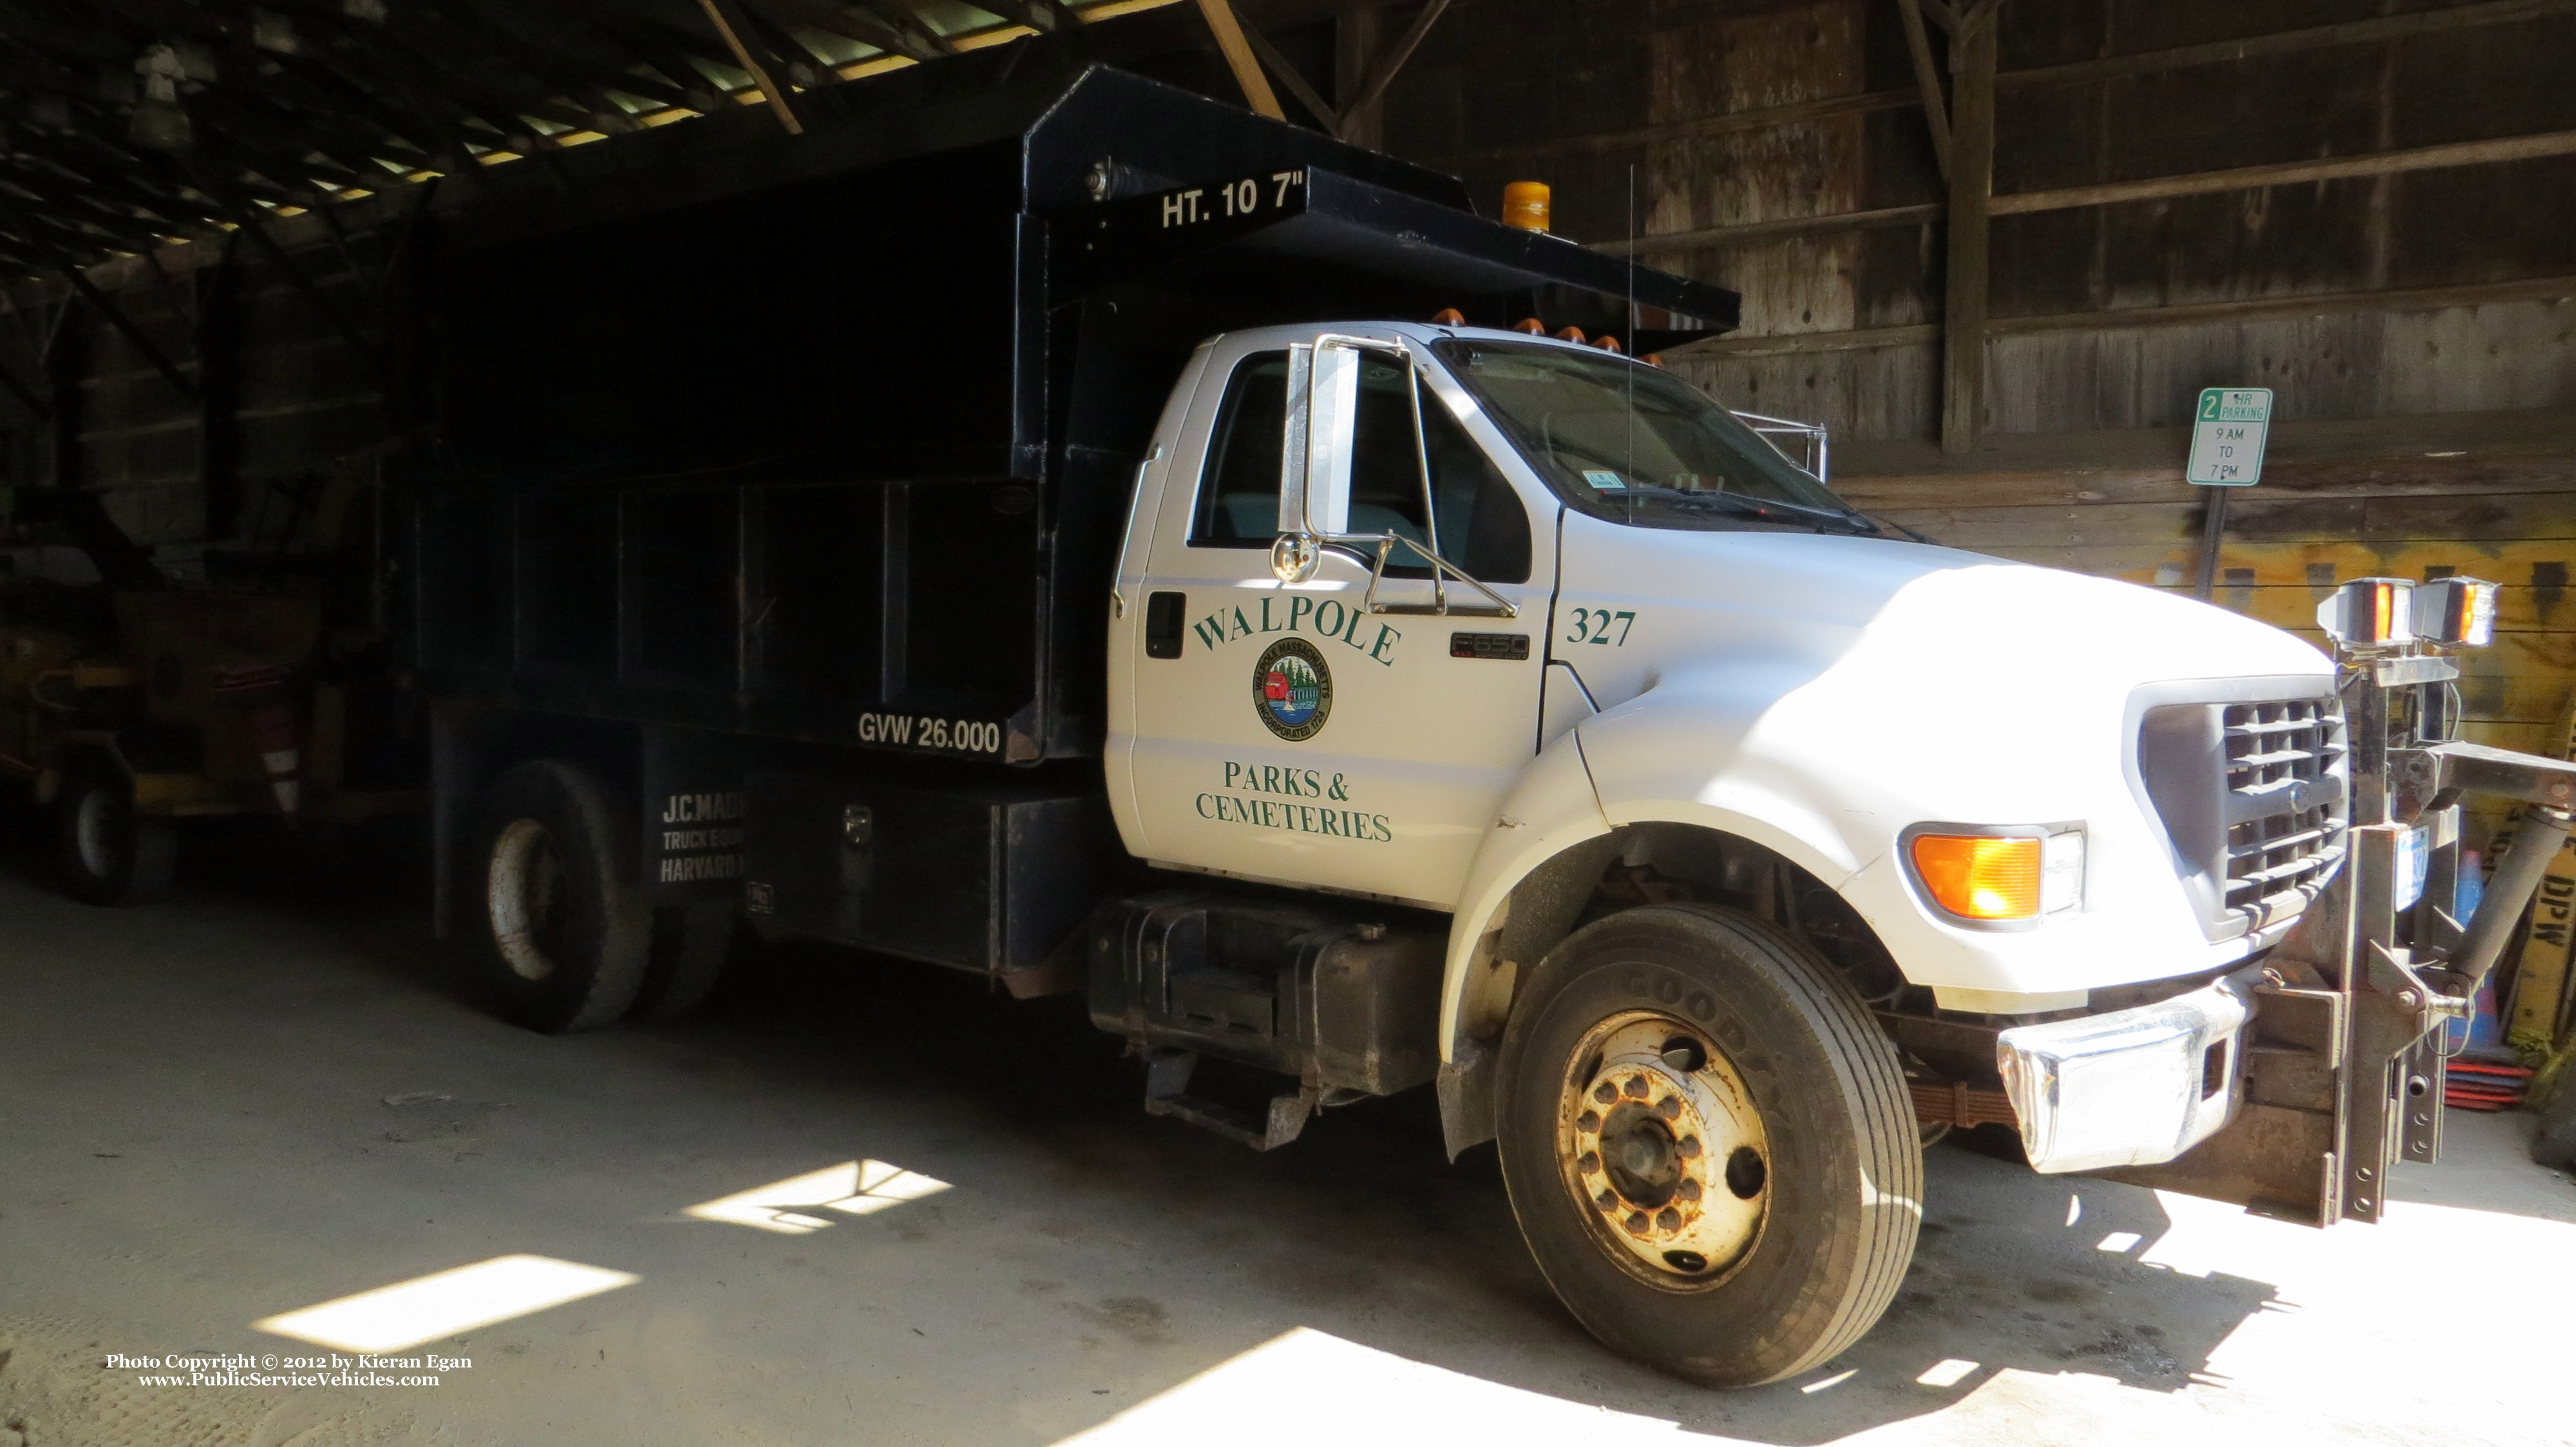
<box><xmin>1436</xmin><ymin>677</ymin><xmax>1883</xmax><ymax>1064</ymax></box>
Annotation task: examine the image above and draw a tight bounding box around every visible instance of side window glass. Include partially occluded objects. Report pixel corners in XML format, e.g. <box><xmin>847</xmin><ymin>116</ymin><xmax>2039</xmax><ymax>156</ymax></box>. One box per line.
<box><xmin>1356</xmin><ymin>364</ymin><xmax>1531</xmax><ymax>585</ymax></box>
<box><xmin>1188</xmin><ymin>346</ymin><xmax>1531</xmax><ymax>586</ymax></box>
<box><xmin>1189</xmin><ymin>352</ymin><xmax>1289</xmax><ymax>548</ymax></box>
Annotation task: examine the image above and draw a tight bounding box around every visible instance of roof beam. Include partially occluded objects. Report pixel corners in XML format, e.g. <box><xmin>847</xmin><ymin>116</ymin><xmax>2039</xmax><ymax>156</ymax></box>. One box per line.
<box><xmin>1191</xmin><ymin>0</ymin><xmax>1284</xmax><ymax>120</ymax></box>
<box><xmin>0</xmin><ymin>206</ymin><xmax>199</xmax><ymax>401</ymax></box>
<box><xmin>698</xmin><ymin>0</ymin><xmax>806</xmax><ymax>133</ymax></box>
<box><xmin>1337</xmin><ymin>0</ymin><xmax>1446</xmax><ymax>135</ymax></box>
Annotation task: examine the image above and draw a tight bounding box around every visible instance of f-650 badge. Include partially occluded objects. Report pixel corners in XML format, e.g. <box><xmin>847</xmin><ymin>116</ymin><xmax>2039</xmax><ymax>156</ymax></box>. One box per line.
<box><xmin>1254</xmin><ymin>638</ymin><xmax>1331</xmax><ymax>741</ymax></box>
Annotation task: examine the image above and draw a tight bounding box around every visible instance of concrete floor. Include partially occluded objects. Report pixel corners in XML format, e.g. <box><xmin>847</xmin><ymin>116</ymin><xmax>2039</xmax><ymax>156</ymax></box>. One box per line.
<box><xmin>2</xmin><ymin>820</ymin><xmax>2571</xmax><ymax>1447</ymax></box>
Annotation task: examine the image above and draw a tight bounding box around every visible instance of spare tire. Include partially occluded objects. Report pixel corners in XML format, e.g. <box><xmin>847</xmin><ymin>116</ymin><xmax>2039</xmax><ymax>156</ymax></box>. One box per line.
<box><xmin>467</xmin><ymin>761</ymin><xmax>650</xmax><ymax>1033</ymax></box>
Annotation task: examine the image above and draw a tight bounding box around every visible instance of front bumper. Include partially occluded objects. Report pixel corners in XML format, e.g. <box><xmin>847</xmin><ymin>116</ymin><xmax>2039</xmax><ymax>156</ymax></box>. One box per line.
<box><xmin>1994</xmin><ymin>967</ymin><xmax>2257</xmax><ymax>1174</ymax></box>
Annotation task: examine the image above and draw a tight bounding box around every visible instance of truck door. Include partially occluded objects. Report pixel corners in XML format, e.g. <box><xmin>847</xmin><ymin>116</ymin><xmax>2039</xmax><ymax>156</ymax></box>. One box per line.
<box><xmin>1115</xmin><ymin>330</ymin><xmax>1554</xmax><ymax>910</ymax></box>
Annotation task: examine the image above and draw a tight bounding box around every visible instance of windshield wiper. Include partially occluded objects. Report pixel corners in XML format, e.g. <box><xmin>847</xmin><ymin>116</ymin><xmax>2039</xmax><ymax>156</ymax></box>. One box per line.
<box><xmin>1631</xmin><ymin>488</ymin><xmax>1876</xmax><ymax>535</ymax></box>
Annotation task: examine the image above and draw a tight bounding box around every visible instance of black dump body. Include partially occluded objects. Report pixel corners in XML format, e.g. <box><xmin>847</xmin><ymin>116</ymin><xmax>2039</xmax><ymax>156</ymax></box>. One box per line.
<box><xmin>404</xmin><ymin>50</ymin><xmax>1737</xmax><ymax>767</ymax></box>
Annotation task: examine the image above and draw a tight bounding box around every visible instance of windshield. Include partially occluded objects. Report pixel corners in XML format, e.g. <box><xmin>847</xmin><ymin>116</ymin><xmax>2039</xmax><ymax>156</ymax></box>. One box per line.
<box><xmin>1432</xmin><ymin>339</ymin><xmax>1870</xmax><ymax>534</ymax></box>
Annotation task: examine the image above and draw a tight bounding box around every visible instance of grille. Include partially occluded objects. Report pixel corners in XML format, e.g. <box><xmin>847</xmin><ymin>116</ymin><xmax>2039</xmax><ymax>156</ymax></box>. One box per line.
<box><xmin>2219</xmin><ymin>699</ymin><xmax>2348</xmax><ymax>927</ymax></box>
<box><xmin>2137</xmin><ymin>693</ymin><xmax>2348</xmax><ymax>940</ymax></box>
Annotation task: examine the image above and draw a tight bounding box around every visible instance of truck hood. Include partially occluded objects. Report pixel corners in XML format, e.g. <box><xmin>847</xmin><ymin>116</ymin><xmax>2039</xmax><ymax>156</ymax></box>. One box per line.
<box><xmin>1557</xmin><ymin>525</ymin><xmax>2330</xmax><ymax>726</ymax></box>
<box><xmin>1553</xmin><ymin>520</ymin><xmax>2340</xmax><ymax>994</ymax></box>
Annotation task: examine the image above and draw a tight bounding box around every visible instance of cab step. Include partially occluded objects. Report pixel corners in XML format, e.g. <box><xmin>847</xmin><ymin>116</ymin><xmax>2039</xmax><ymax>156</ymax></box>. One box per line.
<box><xmin>1142</xmin><ymin>1049</ymin><xmax>1321</xmax><ymax>1150</ymax></box>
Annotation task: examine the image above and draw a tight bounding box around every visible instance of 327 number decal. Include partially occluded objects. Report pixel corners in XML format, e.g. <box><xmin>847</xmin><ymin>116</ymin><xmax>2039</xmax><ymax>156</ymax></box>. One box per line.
<box><xmin>1563</xmin><ymin>608</ymin><xmax>1636</xmax><ymax>647</ymax></box>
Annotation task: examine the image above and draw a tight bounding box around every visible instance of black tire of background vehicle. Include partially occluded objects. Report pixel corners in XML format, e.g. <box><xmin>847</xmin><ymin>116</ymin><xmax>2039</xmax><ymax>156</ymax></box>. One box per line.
<box><xmin>467</xmin><ymin>761</ymin><xmax>651</xmax><ymax>1034</ymax></box>
<box><xmin>1495</xmin><ymin>903</ymin><xmax>1922</xmax><ymax>1388</ymax></box>
<box><xmin>54</xmin><ymin>763</ymin><xmax>178</xmax><ymax>907</ymax></box>
<box><xmin>628</xmin><ymin>903</ymin><xmax>735</xmax><ymax>1022</ymax></box>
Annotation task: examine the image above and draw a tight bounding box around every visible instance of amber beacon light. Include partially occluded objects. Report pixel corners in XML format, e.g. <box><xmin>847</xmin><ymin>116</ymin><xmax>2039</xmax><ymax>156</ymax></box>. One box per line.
<box><xmin>1502</xmin><ymin>180</ymin><xmax>1551</xmax><ymax>232</ymax></box>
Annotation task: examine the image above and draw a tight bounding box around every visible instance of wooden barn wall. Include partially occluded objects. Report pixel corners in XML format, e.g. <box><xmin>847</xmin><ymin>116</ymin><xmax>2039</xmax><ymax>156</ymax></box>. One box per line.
<box><xmin>1383</xmin><ymin>0</ymin><xmax>2576</xmax><ymax>822</ymax></box>
<box><xmin>1391</xmin><ymin>0</ymin><xmax>2576</xmax><ymax>440</ymax></box>
<box><xmin>0</xmin><ymin>198</ymin><xmax>404</xmax><ymax>574</ymax></box>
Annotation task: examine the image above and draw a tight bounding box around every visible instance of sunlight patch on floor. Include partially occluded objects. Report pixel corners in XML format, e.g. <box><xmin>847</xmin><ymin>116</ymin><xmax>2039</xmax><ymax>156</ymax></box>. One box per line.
<box><xmin>254</xmin><ymin>1254</ymin><xmax>638</xmax><ymax>1354</ymax></box>
<box><xmin>683</xmin><ymin>1160</ymin><xmax>951</xmax><ymax>1234</ymax></box>
<box><xmin>1049</xmin><ymin>1327</ymin><xmax>1708</xmax><ymax>1445</ymax></box>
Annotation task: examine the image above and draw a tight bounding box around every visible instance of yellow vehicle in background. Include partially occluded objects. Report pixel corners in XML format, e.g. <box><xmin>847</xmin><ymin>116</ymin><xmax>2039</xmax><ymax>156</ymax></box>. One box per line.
<box><xmin>0</xmin><ymin>484</ymin><xmax>421</xmax><ymax>904</ymax></box>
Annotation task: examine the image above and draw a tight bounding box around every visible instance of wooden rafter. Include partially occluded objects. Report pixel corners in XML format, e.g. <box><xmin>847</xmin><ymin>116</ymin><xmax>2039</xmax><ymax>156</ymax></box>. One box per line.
<box><xmin>1238</xmin><ymin>21</ymin><xmax>1340</xmax><ymax>133</ymax></box>
<box><xmin>699</xmin><ymin>0</ymin><xmax>806</xmax><ymax>133</ymax></box>
<box><xmin>0</xmin><ymin>0</ymin><xmax>1187</xmax><ymax>279</ymax></box>
<box><xmin>1190</xmin><ymin>0</ymin><xmax>1284</xmax><ymax>120</ymax></box>
<box><xmin>1338</xmin><ymin>0</ymin><xmax>1448</xmax><ymax>135</ymax></box>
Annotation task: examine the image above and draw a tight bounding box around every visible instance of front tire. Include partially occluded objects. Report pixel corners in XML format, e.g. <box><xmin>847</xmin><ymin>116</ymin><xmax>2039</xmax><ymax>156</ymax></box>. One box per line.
<box><xmin>55</xmin><ymin>765</ymin><xmax>177</xmax><ymax>907</ymax></box>
<box><xmin>467</xmin><ymin>761</ymin><xmax>650</xmax><ymax>1034</ymax></box>
<box><xmin>1495</xmin><ymin>904</ymin><xmax>1920</xmax><ymax>1387</ymax></box>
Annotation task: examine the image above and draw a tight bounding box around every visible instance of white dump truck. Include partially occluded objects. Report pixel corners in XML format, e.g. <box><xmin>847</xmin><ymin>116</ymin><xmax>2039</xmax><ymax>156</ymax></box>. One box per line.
<box><xmin>406</xmin><ymin>62</ymin><xmax>2549</xmax><ymax>1386</ymax></box>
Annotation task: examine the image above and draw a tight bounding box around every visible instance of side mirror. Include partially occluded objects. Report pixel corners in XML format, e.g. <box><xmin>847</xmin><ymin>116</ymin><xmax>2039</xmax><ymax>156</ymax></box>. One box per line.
<box><xmin>1277</xmin><ymin>341</ymin><xmax>1358</xmax><ymax>541</ymax></box>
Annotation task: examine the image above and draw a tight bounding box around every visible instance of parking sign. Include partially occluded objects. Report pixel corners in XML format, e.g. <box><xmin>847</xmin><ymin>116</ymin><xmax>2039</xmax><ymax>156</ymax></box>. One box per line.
<box><xmin>2187</xmin><ymin>388</ymin><xmax>2271</xmax><ymax>486</ymax></box>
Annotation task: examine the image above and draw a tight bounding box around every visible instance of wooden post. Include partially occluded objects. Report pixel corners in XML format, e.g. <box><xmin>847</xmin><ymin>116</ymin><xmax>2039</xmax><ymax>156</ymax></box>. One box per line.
<box><xmin>1940</xmin><ymin>5</ymin><xmax>1997</xmax><ymax>455</ymax></box>
<box><xmin>1193</xmin><ymin>0</ymin><xmax>1286</xmax><ymax>121</ymax></box>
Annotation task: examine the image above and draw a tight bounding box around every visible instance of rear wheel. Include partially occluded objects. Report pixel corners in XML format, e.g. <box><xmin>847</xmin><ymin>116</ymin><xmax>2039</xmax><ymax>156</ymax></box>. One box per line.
<box><xmin>468</xmin><ymin>761</ymin><xmax>650</xmax><ymax>1034</ymax></box>
<box><xmin>629</xmin><ymin>903</ymin><xmax>735</xmax><ymax>1022</ymax></box>
<box><xmin>55</xmin><ymin>764</ymin><xmax>177</xmax><ymax>907</ymax></box>
<box><xmin>1495</xmin><ymin>903</ymin><xmax>1920</xmax><ymax>1387</ymax></box>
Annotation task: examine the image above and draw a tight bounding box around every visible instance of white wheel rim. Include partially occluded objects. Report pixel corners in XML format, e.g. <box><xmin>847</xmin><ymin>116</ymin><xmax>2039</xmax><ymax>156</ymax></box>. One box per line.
<box><xmin>488</xmin><ymin>818</ymin><xmax>564</xmax><ymax>981</ymax></box>
<box><xmin>1558</xmin><ymin>1011</ymin><xmax>1770</xmax><ymax>1287</ymax></box>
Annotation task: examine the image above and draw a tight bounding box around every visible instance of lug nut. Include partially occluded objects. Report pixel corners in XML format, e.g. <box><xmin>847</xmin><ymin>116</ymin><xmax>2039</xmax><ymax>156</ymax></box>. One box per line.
<box><xmin>1593</xmin><ymin>1082</ymin><xmax>1618</xmax><ymax>1105</ymax></box>
<box><xmin>1656</xmin><ymin>1207</ymin><xmax>1682</xmax><ymax>1232</ymax></box>
<box><xmin>1577</xmin><ymin>1151</ymin><xmax>1600</xmax><ymax>1174</ymax></box>
<box><xmin>1655</xmin><ymin>1096</ymin><xmax>1682</xmax><ymax>1121</ymax></box>
<box><xmin>1678</xmin><ymin>1135</ymin><xmax>1702</xmax><ymax>1159</ymax></box>
<box><xmin>1577</xmin><ymin>1110</ymin><xmax>1602</xmax><ymax>1132</ymax></box>
<box><xmin>1625</xmin><ymin>1211</ymin><xmax>1651</xmax><ymax>1235</ymax></box>
<box><xmin>1677</xmin><ymin>1178</ymin><xmax>1703</xmax><ymax>1202</ymax></box>
<box><xmin>1596</xmin><ymin>1189</ymin><xmax>1620</xmax><ymax>1212</ymax></box>
<box><xmin>1625</xmin><ymin>1075</ymin><xmax>1650</xmax><ymax>1099</ymax></box>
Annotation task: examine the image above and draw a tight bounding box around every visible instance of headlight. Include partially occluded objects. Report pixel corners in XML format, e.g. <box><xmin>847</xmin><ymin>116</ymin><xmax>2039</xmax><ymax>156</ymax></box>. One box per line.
<box><xmin>1906</xmin><ymin>827</ymin><xmax>2084</xmax><ymax>925</ymax></box>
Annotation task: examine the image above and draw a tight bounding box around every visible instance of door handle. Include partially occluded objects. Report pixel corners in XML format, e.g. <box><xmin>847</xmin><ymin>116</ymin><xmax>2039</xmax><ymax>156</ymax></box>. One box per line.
<box><xmin>1144</xmin><ymin>591</ymin><xmax>1186</xmax><ymax>659</ymax></box>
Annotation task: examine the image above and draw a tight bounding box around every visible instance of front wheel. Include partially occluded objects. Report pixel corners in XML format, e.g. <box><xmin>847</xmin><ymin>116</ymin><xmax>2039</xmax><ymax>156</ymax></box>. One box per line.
<box><xmin>1495</xmin><ymin>904</ymin><xmax>1921</xmax><ymax>1387</ymax></box>
<box><xmin>55</xmin><ymin>765</ymin><xmax>177</xmax><ymax>907</ymax></box>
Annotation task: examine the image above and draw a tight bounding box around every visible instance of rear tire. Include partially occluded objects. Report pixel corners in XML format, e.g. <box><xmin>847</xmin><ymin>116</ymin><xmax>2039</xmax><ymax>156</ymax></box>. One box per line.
<box><xmin>55</xmin><ymin>765</ymin><xmax>177</xmax><ymax>907</ymax></box>
<box><xmin>467</xmin><ymin>761</ymin><xmax>650</xmax><ymax>1034</ymax></box>
<box><xmin>1495</xmin><ymin>903</ymin><xmax>1920</xmax><ymax>1387</ymax></box>
<box><xmin>629</xmin><ymin>903</ymin><xmax>735</xmax><ymax>1021</ymax></box>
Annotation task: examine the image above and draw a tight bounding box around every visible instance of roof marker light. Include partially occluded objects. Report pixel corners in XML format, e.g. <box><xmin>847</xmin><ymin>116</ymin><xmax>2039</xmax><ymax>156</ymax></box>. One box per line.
<box><xmin>1512</xmin><ymin>317</ymin><xmax>1546</xmax><ymax>334</ymax></box>
<box><xmin>1553</xmin><ymin>325</ymin><xmax>1586</xmax><ymax>343</ymax></box>
<box><xmin>1429</xmin><ymin>308</ymin><xmax>1464</xmax><ymax>326</ymax></box>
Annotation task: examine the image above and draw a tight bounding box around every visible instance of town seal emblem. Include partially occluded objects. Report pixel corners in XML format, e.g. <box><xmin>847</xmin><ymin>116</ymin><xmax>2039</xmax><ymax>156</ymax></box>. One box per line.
<box><xmin>1252</xmin><ymin>638</ymin><xmax>1332</xmax><ymax>741</ymax></box>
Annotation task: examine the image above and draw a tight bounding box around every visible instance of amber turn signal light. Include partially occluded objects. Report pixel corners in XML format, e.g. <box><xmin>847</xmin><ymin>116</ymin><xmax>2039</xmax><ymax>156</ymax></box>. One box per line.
<box><xmin>1502</xmin><ymin>180</ymin><xmax>1551</xmax><ymax>232</ymax></box>
<box><xmin>1909</xmin><ymin>835</ymin><xmax>2041</xmax><ymax>920</ymax></box>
